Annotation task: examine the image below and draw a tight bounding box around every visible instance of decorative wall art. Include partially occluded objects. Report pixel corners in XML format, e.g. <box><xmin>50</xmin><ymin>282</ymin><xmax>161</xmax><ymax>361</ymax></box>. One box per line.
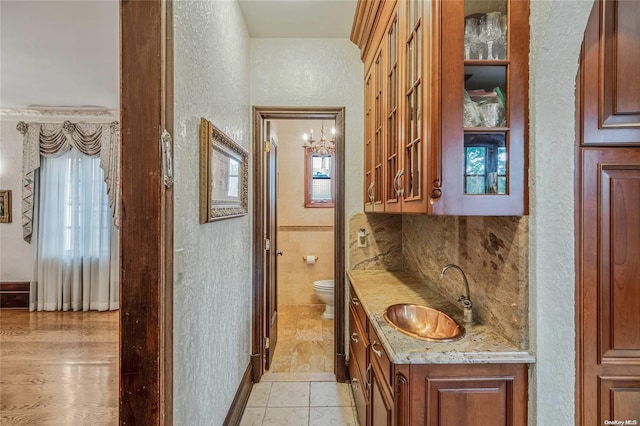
<box><xmin>199</xmin><ymin>118</ymin><xmax>249</xmax><ymax>223</ymax></box>
<box><xmin>0</xmin><ymin>190</ymin><xmax>11</xmax><ymax>223</ymax></box>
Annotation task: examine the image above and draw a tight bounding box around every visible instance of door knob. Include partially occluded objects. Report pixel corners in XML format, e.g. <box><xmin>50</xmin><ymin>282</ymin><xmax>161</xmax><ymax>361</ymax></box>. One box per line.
<box><xmin>276</xmin><ymin>250</ymin><xmax>284</xmax><ymax>256</ymax></box>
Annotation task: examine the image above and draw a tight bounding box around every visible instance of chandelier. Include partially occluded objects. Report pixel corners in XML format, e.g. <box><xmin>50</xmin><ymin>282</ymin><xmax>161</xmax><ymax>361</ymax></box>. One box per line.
<box><xmin>302</xmin><ymin>122</ymin><xmax>336</xmax><ymax>155</ymax></box>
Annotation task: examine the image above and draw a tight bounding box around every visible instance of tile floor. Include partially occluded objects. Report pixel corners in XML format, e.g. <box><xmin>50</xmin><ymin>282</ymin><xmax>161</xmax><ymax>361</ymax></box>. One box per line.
<box><xmin>269</xmin><ymin>305</ymin><xmax>334</xmax><ymax>373</ymax></box>
<box><xmin>240</xmin><ymin>378</ymin><xmax>358</xmax><ymax>425</ymax></box>
<box><xmin>240</xmin><ymin>305</ymin><xmax>358</xmax><ymax>425</ymax></box>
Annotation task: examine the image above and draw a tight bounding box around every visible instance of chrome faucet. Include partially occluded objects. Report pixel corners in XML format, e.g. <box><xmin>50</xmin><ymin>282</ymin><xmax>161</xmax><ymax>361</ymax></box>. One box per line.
<box><xmin>440</xmin><ymin>264</ymin><xmax>474</xmax><ymax>324</ymax></box>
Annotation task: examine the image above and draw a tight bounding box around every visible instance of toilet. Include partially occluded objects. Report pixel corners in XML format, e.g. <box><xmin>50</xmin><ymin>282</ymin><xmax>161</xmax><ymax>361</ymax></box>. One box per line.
<box><xmin>313</xmin><ymin>279</ymin><xmax>335</xmax><ymax>319</ymax></box>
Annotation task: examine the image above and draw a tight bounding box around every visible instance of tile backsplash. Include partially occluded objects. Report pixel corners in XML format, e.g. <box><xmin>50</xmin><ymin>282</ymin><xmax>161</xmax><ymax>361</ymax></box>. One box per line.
<box><xmin>348</xmin><ymin>213</ymin><xmax>528</xmax><ymax>349</ymax></box>
<box><xmin>349</xmin><ymin>213</ymin><xmax>403</xmax><ymax>271</ymax></box>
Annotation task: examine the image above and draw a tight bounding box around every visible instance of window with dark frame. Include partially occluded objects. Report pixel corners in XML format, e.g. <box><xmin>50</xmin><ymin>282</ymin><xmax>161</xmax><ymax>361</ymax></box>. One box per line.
<box><xmin>304</xmin><ymin>151</ymin><xmax>334</xmax><ymax>208</ymax></box>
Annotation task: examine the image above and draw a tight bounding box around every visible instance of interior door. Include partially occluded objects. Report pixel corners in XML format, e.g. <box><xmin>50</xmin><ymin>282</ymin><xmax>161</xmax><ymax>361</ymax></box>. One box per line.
<box><xmin>577</xmin><ymin>1</ymin><xmax>640</xmax><ymax>423</ymax></box>
<box><xmin>264</xmin><ymin>120</ymin><xmax>279</xmax><ymax>370</ymax></box>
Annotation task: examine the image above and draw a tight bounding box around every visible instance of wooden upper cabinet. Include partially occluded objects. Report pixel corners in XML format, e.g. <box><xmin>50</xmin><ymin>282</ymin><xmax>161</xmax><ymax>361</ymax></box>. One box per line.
<box><xmin>580</xmin><ymin>0</ymin><xmax>640</xmax><ymax>145</ymax></box>
<box><xmin>352</xmin><ymin>0</ymin><xmax>529</xmax><ymax>216</ymax></box>
<box><xmin>435</xmin><ymin>0</ymin><xmax>529</xmax><ymax>215</ymax></box>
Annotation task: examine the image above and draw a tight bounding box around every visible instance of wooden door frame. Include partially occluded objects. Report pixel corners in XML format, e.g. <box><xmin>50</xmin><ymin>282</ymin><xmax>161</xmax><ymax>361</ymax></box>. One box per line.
<box><xmin>265</xmin><ymin>121</ymin><xmax>278</xmax><ymax>370</ymax></box>
<box><xmin>120</xmin><ymin>1</ymin><xmax>173</xmax><ymax>423</ymax></box>
<box><xmin>251</xmin><ymin>106</ymin><xmax>348</xmax><ymax>382</ymax></box>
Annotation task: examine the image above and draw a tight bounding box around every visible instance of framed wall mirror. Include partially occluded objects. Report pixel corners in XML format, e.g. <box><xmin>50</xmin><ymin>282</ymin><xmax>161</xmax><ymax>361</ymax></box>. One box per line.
<box><xmin>199</xmin><ymin>117</ymin><xmax>249</xmax><ymax>223</ymax></box>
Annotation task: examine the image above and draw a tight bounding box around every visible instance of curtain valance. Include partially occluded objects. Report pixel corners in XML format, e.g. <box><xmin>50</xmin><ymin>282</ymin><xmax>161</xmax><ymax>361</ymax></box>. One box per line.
<box><xmin>17</xmin><ymin>120</ymin><xmax>120</xmax><ymax>243</ymax></box>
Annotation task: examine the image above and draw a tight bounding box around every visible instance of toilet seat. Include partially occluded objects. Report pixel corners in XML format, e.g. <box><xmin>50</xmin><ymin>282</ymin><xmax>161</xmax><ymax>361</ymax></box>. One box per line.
<box><xmin>313</xmin><ymin>279</ymin><xmax>334</xmax><ymax>290</ymax></box>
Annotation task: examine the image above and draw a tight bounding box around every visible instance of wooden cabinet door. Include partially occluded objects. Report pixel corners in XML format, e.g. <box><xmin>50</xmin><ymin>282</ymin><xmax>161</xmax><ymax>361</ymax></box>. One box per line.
<box><xmin>349</xmin><ymin>355</ymin><xmax>368</xmax><ymax>426</ymax></box>
<box><xmin>410</xmin><ymin>364</ymin><xmax>528</xmax><ymax>426</ymax></box>
<box><xmin>579</xmin><ymin>0</ymin><xmax>640</xmax><ymax>145</ymax></box>
<box><xmin>577</xmin><ymin>148</ymin><xmax>640</xmax><ymax>424</ymax></box>
<box><xmin>398</xmin><ymin>0</ymin><xmax>432</xmax><ymax>214</ymax></box>
<box><xmin>364</xmin><ymin>67</ymin><xmax>376</xmax><ymax>212</ymax></box>
<box><xmin>372</xmin><ymin>47</ymin><xmax>386</xmax><ymax>212</ymax></box>
<box><xmin>577</xmin><ymin>2</ymin><xmax>640</xmax><ymax>424</ymax></box>
<box><xmin>370</xmin><ymin>366</ymin><xmax>393</xmax><ymax>426</ymax></box>
<box><xmin>363</xmin><ymin>45</ymin><xmax>387</xmax><ymax>213</ymax></box>
<box><xmin>383</xmin><ymin>7</ymin><xmax>402</xmax><ymax>213</ymax></box>
<box><xmin>426</xmin><ymin>378</ymin><xmax>509</xmax><ymax>426</ymax></box>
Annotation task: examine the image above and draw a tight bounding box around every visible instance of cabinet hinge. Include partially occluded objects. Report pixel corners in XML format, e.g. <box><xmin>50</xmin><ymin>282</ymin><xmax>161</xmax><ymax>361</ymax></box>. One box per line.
<box><xmin>160</xmin><ymin>129</ymin><xmax>174</xmax><ymax>188</ymax></box>
<box><xmin>264</xmin><ymin>140</ymin><xmax>270</xmax><ymax>152</ymax></box>
<box><xmin>264</xmin><ymin>337</ymin><xmax>270</xmax><ymax>349</ymax></box>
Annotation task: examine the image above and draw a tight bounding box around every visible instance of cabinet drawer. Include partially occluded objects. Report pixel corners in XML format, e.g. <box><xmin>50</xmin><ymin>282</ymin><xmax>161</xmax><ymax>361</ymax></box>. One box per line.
<box><xmin>348</xmin><ymin>354</ymin><xmax>368</xmax><ymax>426</ymax></box>
<box><xmin>349</xmin><ymin>304</ymin><xmax>369</xmax><ymax>375</ymax></box>
<box><xmin>349</xmin><ymin>285</ymin><xmax>367</xmax><ymax>331</ymax></box>
<box><xmin>369</xmin><ymin>322</ymin><xmax>392</xmax><ymax>389</ymax></box>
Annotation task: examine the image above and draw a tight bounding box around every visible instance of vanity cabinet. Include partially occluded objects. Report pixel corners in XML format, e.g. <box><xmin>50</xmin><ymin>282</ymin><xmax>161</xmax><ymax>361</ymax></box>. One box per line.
<box><xmin>349</xmin><ymin>294</ymin><xmax>369</xmax><ymax>426</ymax></box>
<box><xmin>350</xmin><ymin>287</ymin><xmax>398</xmax><ymax>425</ymax></box>
<box><xmin>348</xmin><ymin>283</ymin><xmax>528</xmax><ymax>426</ymax></box>
<box><xmin>352</xmin><ymin>0</ymin><xmax>529</xmax><ymax>216</ymax></box>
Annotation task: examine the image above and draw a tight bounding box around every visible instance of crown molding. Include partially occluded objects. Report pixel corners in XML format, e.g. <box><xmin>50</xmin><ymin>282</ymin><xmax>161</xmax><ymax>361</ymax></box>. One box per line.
<box><xmin>0</xmin><ymin>108</ymin><xmax>119</xmax><ymax>120</ymax></box>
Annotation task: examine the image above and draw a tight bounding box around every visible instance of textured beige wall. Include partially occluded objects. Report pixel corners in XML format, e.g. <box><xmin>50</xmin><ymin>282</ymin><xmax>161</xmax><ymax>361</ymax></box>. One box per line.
<box><xmin>0</xmin><ymin>118</ymin><xmax>33</xmax><ymax>281</ymax></box>
<box><xmin>275</xmin><ymin>119</ymin><xmax>334</xmax><ymax>305</ymax></box>
<box><xmin>276</xmin><ymin>119</ymin><xmax>334</xmax><ymax>227</ymax></box>
<box><xmin>529</xmin><ymin>1</ymin><xmax>594</xmax><ymax>423</ymax></box>
<box><xmin>173</xmin><ymin>1</ymin><xmax>252</xmax><ymax>422</ymax></box>
<box><xmin>277</xmin><ymin>229</ymin><xmax>335</xmax><ymax>305</ymax></box>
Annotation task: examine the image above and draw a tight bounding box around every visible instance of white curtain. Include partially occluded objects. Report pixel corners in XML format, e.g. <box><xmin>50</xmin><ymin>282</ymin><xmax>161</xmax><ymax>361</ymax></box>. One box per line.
<box><xmin>29</xmin><ymin>149</ymin><xmax>119</xmax><ymax>311</ymax></box>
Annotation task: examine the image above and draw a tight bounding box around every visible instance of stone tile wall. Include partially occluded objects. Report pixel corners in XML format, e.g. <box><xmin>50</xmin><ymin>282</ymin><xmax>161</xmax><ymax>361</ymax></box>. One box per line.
<box><xmin>347</xmin><ymin>212</ymin><xmax>528</xmax><ymax>348</ymax></box>
<box><xmin>403</xmin><ymin>215</ymin><xmax>528</xmax><ymax>348</ymax></box>
<box><xmin>348</xmin><ymin>213</ymin><xmax>403</xmax><ymax>271</ymax></box>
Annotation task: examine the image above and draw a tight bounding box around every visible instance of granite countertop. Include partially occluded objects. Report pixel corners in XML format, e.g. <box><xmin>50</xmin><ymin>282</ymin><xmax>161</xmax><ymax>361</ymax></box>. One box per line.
<box><xmin>347</xmin><ymin>270</ymin><xmax>535</xmax><ymax>364</ymax></box>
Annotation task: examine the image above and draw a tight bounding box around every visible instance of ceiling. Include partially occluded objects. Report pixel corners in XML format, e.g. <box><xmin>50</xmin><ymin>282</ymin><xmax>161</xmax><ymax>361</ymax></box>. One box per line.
<box><xmin>238</xmin><ymin>0</ymin><xmax>357</xmax><ymax>38</ymax></box>
<box><xmin>0</xmin><ymin>0</ymin><xmax>356</xmax><ymax>110</ymax></box>
<box><xmin>0</xmin><ymin>1</ymin><xmax>120</xmax><ymax>110</ymax></box>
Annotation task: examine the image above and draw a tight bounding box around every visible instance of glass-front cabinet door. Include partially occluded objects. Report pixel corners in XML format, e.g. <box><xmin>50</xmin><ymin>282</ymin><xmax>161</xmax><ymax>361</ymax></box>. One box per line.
<box><xmin>397</xmin><ymin>0</ymin><xmax>432</xmax><ymax>213</ymax></box>
<box><xmin>364</xmin><ymin>45</ymin><xmax>385</xmax><ymax>213</ymax></box>
<box><xmin>364</xmin><ymin>67</ymin><xmax>374</xmax><ymax>212</ymax></box>
<box><xmin>435</xmin><ymin>0</ymin><xmax>528</xmax><ymax>215</ymax></box>
<box><xmin>384</xmin><ymin>9</ymin><xmax>401</xmax><ymax>213</ymax></box>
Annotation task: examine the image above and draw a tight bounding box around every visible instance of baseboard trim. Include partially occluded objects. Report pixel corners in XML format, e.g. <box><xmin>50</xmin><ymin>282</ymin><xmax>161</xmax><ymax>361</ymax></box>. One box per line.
<box><xmin>335</xmin><ymin>353</ymin><xmax>348</xmax><ymax>383</ymax></box>
<box><xmin>1</xmin><ymin>282</ymin><xmax>29</xmax><ymax>309</ymax></box>
<box><xmin>224</xmin><ymin>362</ymin><xmax>253</xmax><ymax>426</ymax></box>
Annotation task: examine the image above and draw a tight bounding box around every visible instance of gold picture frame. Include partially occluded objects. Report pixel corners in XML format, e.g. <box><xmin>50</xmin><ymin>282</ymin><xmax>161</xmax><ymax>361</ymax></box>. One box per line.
<box><xmin>199</xmin><ymin>118</ymin><xmax>249</xmax><ymax>223</ymax></box>
<box><xmin>0</xmin><ymin>190</ymin><xmax>11</xmax><ymax>223</ymax></box>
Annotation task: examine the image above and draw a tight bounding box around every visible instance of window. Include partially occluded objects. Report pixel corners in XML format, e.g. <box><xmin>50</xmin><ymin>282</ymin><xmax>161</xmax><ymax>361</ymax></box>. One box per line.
<box><xmin>305</xmin><ymin>152</ymin><xmax>334</xmax><ymax>207</ymax></box>
<box><xmin>33</xmin><ymin>148</ymin><xmax>118</xmax><ymax>311</ymax></box>
<box><xmin>42</xmin><ymin>150</ymin><xmax>112</xmax><ymax>256</ymax></box>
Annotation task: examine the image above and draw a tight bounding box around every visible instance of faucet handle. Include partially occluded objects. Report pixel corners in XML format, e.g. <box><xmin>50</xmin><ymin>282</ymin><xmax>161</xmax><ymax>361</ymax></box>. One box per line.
<box><xmin>457</xmin><ymin>295</ymin><xmax>472</xmax><ymax>308</ymax></box>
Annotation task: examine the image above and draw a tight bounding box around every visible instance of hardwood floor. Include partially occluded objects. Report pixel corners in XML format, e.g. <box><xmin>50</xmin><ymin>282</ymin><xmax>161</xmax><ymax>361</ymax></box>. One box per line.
<box><xmin>0</xmin><ymin>310</ymin><xmax>118</xmax><ymax>425</ymax></box>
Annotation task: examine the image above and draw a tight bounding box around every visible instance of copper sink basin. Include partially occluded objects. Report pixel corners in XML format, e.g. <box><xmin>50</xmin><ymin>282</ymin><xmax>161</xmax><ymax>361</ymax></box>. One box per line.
<box><xmin>383</xmin><ymin>304</ymin><xmax>465</xmax><ymax>342</ymax></box>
